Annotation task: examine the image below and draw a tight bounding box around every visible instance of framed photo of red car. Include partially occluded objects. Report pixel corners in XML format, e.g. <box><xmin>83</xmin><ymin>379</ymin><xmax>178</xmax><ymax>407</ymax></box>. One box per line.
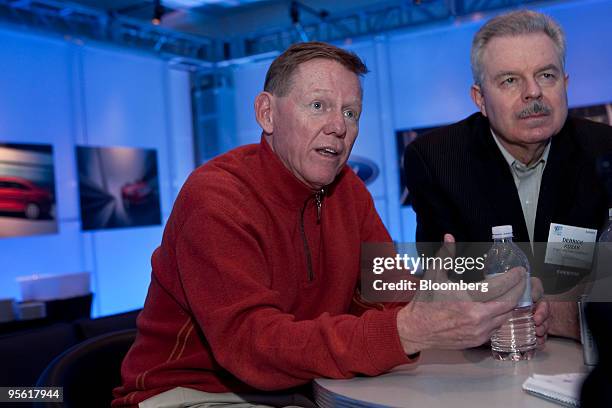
<box><xmin>0</xmin><ymin>143</ymin><xmax>58</xmax><ymax>238</ymax></box>
<box><xmin>76</xmin><ymin>146</ymin><xmax>161</xmax><ymax>231</ymax></box>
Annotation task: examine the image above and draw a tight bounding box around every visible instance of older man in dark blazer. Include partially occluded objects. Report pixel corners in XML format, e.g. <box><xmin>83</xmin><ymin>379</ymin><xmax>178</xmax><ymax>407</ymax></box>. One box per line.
<box><xmin>404</xmin><ymin>10</ymin><xmax>612</xmax><ymax>339</ymax></box>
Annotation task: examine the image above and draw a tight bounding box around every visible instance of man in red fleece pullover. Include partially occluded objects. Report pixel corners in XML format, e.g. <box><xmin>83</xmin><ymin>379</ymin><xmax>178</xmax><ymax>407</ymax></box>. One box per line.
<box><xmin>113</xmin><ymin>42</ymin><xmax>545</xmax><ymax>407</ymax></box>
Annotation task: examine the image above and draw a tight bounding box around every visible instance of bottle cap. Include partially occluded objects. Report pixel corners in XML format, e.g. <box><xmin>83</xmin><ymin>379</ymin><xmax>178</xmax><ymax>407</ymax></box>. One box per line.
<box><xmin>492</xmin><ymin>225</ymin><xmax>513</xmax><ymax>239</ymax></box>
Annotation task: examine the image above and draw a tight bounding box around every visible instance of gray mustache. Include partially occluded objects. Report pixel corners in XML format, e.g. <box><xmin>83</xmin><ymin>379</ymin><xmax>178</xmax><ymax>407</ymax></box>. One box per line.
<box><xmin>517</xmin><ymin>101</ymin><xmax>552</xmax><ymax>119</ymax></box>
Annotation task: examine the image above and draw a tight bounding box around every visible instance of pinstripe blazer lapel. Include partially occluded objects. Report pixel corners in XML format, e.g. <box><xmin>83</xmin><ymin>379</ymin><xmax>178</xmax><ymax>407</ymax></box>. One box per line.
<box><xmin>535</xmin><ymin>121</ymin><xmax>581</xmax><ymax>243</ymax></box>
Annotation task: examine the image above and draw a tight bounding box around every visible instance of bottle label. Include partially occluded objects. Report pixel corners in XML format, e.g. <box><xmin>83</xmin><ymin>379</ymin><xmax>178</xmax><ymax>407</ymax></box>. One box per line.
<box><xmin>485</xmin><ymin>272</ymin><xmax>532</xmax><ymax>307</ymax></box>
<box><xmin>518</xmin><ymin>277</ymin><xmax>532</xmax><ymax>308</ymax></box>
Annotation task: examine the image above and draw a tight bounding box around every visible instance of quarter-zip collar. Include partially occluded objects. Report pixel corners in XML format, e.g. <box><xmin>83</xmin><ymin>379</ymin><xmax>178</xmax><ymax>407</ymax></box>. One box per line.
<box><xmin>259</xmin><ymin>137</ymin><xmax>330</xmax><ymax>282</ymax></box>
<box><xmin>259</xmin><ymin>136</ymin><xmax>327</xmax><ymax>208</ymax></box>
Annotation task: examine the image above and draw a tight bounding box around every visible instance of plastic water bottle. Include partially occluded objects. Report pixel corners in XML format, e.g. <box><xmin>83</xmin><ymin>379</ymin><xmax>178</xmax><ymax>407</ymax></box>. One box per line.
<box><xmin>599</xmin><ymin>208</ymin><xmax>612</xmax><ymax>242</ymax></box>
<box><xmin>578</xmin><ymin>209</ymin><xmax>612</xmax><ymax>366</ymax></box>
<box><xmin>484</xmin><ymin>225</ymin><xmax>536</xmax><ymax>361</ymax></box>
<box><xmin>597</xmin><ymin>208</ymin><xmax>612</xmax><ymax>269</ymax></box>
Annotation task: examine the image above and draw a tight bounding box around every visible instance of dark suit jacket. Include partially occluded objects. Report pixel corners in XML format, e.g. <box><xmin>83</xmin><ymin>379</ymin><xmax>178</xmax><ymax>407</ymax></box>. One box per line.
<box><xmin>404</xmin><ymin>112</ymin><xmax>612</xmax><ymax>291</ymax></box>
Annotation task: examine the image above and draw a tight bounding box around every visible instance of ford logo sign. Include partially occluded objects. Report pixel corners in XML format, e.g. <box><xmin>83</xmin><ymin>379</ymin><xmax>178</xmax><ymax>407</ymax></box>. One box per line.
<box><xmin>347</xmin><ymin>156</ymin><xmax>379</xmax><ymax>185</ymax></box>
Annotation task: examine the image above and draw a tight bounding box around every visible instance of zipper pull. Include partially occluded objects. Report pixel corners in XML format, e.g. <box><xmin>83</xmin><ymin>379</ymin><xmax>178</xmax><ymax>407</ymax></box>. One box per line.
<box><xmin>315</xmin><ymin>189</ymin><xmax>324</xmax><ymax>224</ymax></box>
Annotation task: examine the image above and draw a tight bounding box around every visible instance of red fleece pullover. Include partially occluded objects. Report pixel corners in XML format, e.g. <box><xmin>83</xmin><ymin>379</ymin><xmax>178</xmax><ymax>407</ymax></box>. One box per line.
<box><xmin>112</xmin><ymin>139</ymin><xmax>411</xmax><ymax>407</ymax></box>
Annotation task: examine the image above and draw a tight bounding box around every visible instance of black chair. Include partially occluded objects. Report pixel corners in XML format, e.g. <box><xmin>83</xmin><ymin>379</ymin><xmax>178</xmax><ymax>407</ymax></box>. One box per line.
<box><xmin>74</xmin><ymin>308</ymin><xmax>140</xmax><ymax>340</ymax></box>
<box><xmin>0</xmin><ymin>322</ymin><xmax>78</xmax><ymax>388</ymax></box>
<box><xmin>34</xmin><ymin>328</ymin><xmax>136</xmax><ymax>408</ymax></box>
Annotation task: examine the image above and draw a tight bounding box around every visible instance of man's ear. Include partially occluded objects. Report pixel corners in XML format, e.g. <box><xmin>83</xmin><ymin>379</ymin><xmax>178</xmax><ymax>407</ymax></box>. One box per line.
<box><xmin>470</xmin><ymin>84</ymin><xmax>487</xmax><ymax>117</ymax></box>
<box><xmin>255</xmin><ymin>92</ymin><xmax>274</xmax><ymax>134</ymax></box>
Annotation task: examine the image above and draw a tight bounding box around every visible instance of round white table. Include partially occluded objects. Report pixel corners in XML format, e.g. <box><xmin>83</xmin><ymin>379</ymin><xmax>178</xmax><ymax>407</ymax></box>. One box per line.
<box><xmin>314</xmin><ymin>339</ymin><xmax>587</xmax><ymax>407</ymax></box>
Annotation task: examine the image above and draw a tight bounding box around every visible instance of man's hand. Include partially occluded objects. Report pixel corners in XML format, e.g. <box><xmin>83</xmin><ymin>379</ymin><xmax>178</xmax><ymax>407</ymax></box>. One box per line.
<box><xmin>547</xmin><ymin>301</ymin><xmax>580</xmax><ymax>340</ymax></box>
<box><xmin>531</xmin><ymin>277</ymin><xmax>550</xmax><ymax>348</ymax></box>
<box><xmin>396</xmin><ymin>234</ymin><xmax>528</xmax><ymax>355</ymax></box>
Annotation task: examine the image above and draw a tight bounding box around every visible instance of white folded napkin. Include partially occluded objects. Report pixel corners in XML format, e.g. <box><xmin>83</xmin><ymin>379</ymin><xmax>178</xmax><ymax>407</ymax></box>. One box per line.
<box><xmin>522</xmin><ymin>373</ymin><xmax>587</xmax><ymax>407</ymax></box>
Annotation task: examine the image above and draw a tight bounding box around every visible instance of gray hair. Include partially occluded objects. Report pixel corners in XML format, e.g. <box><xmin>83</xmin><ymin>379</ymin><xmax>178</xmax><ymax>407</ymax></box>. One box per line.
<box><xmin>471</xmin><ymin>10</ymin><xmax>566</xmax><ymax>85</ymax></box>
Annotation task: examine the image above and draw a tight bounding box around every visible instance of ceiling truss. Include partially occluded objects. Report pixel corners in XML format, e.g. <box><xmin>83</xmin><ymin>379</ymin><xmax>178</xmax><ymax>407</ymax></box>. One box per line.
<box><xmin>0</xmin><ymin>0</ymin><xmax>559</xmax><ymax>63</ymax></box>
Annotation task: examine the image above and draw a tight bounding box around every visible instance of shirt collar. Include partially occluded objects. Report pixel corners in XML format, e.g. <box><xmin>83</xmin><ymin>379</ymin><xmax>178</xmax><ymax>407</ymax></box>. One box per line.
<box><xmin>490</xmin><ymin>128</ymin><xmax>550</xmax><ymax>171</ymax></box>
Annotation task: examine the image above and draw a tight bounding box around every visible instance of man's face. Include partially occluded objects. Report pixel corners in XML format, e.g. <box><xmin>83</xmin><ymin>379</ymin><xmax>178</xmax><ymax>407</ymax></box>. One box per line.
<box><xmin>471</xmin><ymin>33</ymin><xmax>569</xmax><ymax>146</ymax></box>
<box><xmin>264</xmin><ymin>58</ymin><xmax>362</xmax><ymax>190</ymax></box>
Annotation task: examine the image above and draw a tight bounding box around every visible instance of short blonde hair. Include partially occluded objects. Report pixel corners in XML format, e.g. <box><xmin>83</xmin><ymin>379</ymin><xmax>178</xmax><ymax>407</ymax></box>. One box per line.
<box><xmin>264</xmin><ymin>41</ymin><xmax>368</xmax><ymax>96</ymax></box>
